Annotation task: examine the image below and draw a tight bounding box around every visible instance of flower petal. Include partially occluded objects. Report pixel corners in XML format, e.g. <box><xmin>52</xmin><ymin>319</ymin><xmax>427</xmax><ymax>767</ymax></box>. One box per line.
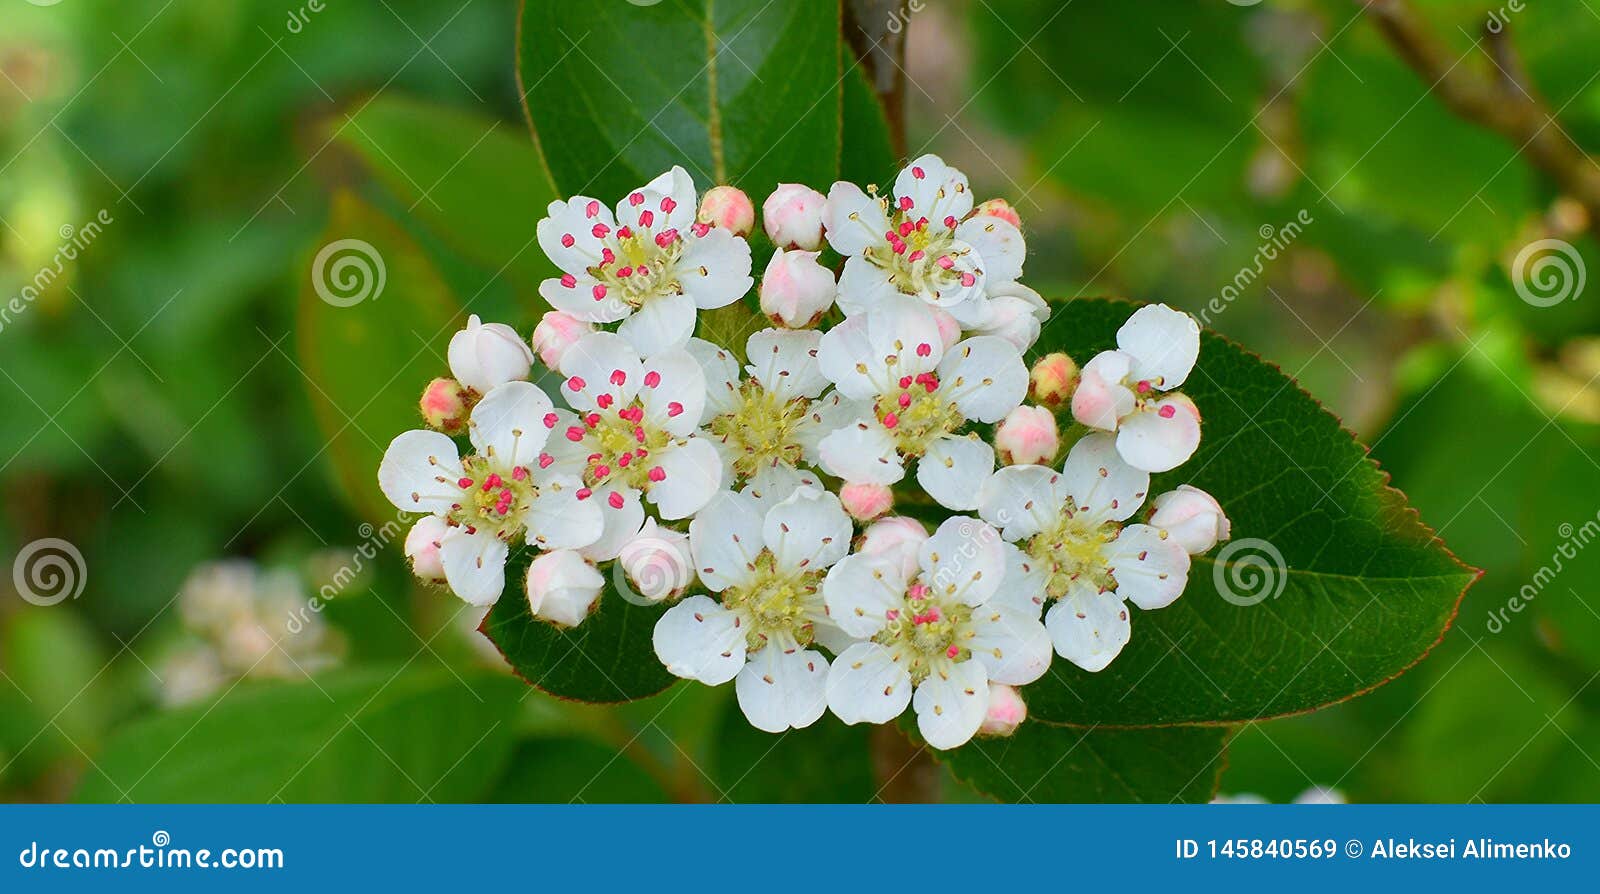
<box><xmin>1116</xmin><ymin>393</ymin><xmax>1201</xmax><ymax>473</ymax></box>
<box><xmin>468</xmin><ymin>381</ymin><xmax>554</xmax><ymax>468</ymax></box>
<box><xmin>684</xmin><ymin>336</ymin><xmax>741</xmax><ymax>419</ymax></box>
<box><xmin>736</xmin><ymin>647</ymin><xmax>829</xmax><ymax>733</ymax></box>
<box><xmin>653</xmin><ymin>594</ymin><xmax>747</xmax><ymax>685</ymax></box>
<box><xmin>1117</xmin><ymin>303</ymin><xmax>1199</xmax><ymax>389</ymax></box>
<box><xmin>916</xmin><ymin>434</ymin><xmax>995</xmax><ymax>511</ymax></box>
<box><xmin>378</xmin><ymin>430</ymin><xmax>462</xmax><ymax>515</ymax></box>
<box><xmin>439</xmin><ymin>529</ymin><xmax>508</xmax><ymax>607</ymax></box>
<box><xmin>954</xmin><ymin>215</ymin><xmax>1025</xmax><ymax>284</ymax></box>
<box><xmin>524</xmin><ymin>475</ymin><xmax>604</xmax><ymax>551</ymax></box>
<box><xmin>537</xmin><ymin>197</ymin><xmax>616</xmax><ymax>275</ymax></box>
<box><xmin>763</xmin><ymin>486</ymin><xmax>852</xmax><ymax>575</ymax></box>
<box><xmin>912</xmin><ymin>659</ymin><xmax>987</xmax><ymax>750</ymax></box>
<box><xmin>822</xmin><ymin>181</ymin><xmax>891</xmax><ymax>256</ymax></box>
<box><xmin>794</xmin><ymin>391</ymin><xmax>867</xmax><ymax>457</ymax></box>
<box><xmin>817</xmin><ymin>419</ymin><xmax>905</xmax><ymax>485</ymax></box>
<box><xmin>539</xmin><ymin>272</ymin><xmax>628</xmax><ymax>323</ymax></box>
<box><xmin>1072</xmin><ymin>350</ymin><xmax>1135</xmax><ymax>431</ymax></box>
<box><xmin>938</xmin><ymin>336</ymin><xmax>1028</xmax><ymax>423</ymax></box>
<box><xmin>967</xmin><ymin>603</ymin><xmax>1053</xmax><ymax>685</ymax></box>
<box><xmin>894</xmin><ymin>154</ymin><xmax>974</xmax><ymax>227</ymax></box>
<box><xmin>1044</xmin><ymin>586</ymin><xmax>1131</xmax><ymax>672</ymax></box>
<box><xmin>560</xmin><ymin>332</ymin><xmax>643</xmax><ymax>412</ymax></box>
<box><xmin>826</xmin><ymin>642</ymin><xmax>913</xmax><ymax>724</ymax></box>
<box><xmin>977</xmin><ymin>464</ymin><xmax>1066</xmax><ymax>541</ymax></box>
<box><xmin>638</xmin><ymin>347</ymin><xmax>707</xmax><ymax>438</ymax></box>
<box><xmin>822</xmin><ymin>553</ymin><xmax>907</xmax><ymax>639</ymax></box>
<box><xmin>993</xmin><ymin>541</ymin><xmax>1048</xmax><ymax>615</ymax></box>
<box><xmin>919</xmin><ymin>516</ymin><xmax>1006</xmax><ymax>606</ymax></box>
<box><xmin>688</xmin><ymin>489</ymin><xmax>766</xmax><ymax>592</ymax></box>
<box><xmin>577</xmin><ymin>485</ymin><xmax>645</xmax><ymax>562</ymax></box>
<box><xmin>835</xmin><ymin>254</ymin><xmax>897</xmax><ymax>317</ymax></box>
<box><xmin>1059</xmin><ymin>432</ymin><xmax>1150</xmax><ymax>523</ymax></box>
<box><xmin>1105</xmin><ymin>523</ymin><xmax>1190</xmax><ymax>610</ymax></box>
<box><xmin>618</xmin><ymin>291</ymin><xmax>697</xmax><ymax>357</ymax></box>
<box><xmin>678</xmin><ymin>227</ymin><xmax>753</xmax><ymax>310</ymax></box>
<box><xmin>746</xmin><ymin>327</ymin><xmax>826</xmax><ymax>402</ymax></box>
<box><xmin>646</xmin><ymin>435</ymin><xmax>723</xmax><ymax>520</ymax></box>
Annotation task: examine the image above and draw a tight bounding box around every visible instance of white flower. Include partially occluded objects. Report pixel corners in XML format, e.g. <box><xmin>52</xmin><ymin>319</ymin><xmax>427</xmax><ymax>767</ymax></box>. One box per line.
<box><xmin>379</xmin><ymin>381</ymin><xmax>604</xmax><ymax>606</ymax></box>
<box><xmin>763</xmin><ymin>183</ymin><xmax>826</xmax><ymax>250</ymax></box>
<box><xmin>526</xmin><ymin>549</ymin><xmax>605</xmax><ymax>627</ymax></box>
<box><xmin>541</xmin><ymin>332</ymin><xmax>723</xmax><ymax>560</ymax></box>
<box><xmin>823</xmin><ymin>517</ymin><xmax>1052</xmax><ymax>750</ymax></box>
<box><xmin>448</xmin><ymin>314</ymin><xmax>534</xmax><ymax>393</ymax></box>
<box><xmin>963</xmin><ymin>281</ymin><xmax>1048</xmax><ymax>352</ymax></box>
<box><xmin>1071</xmin><ymin>303</ymin><xmax>1202</xmax><ymax>473</ymax></box>
<box><xmin>537</xmin><ymin>167</ymin><xmax>754</xmax><ymax>356</ymax></box>
<box><xmin>815</xmin><ymin>297</ymin><xmax>1027</xmax><ymax>510</ymax></box>
<box><xmin>653</xmin><ymin>487</ymin><xmax>855</xmax><ymax>732</ymax></box>
<box><xmin>822</xmin><ymin>153</ymin><xmax>1026</xmax><ymax>325</ymax></box>
<box><xmin>976</xmin><ymin>433</ymin><xmax>1191</xmax><ymax>672</ymax></box>
<box><xmin>1148</xmin><ymin>484</ymin><xmax>1230</xmax><ymax>554</ymax></box>
<box><xmin>686</xmin><ymin>327</ymin><xmax>856</xmax><ymax>498</ymax></box>
<box><xmin>758</xmin><ymin>248</ymin><xmax>836</xmax><ymax>328</ymax></box>
<box><xmin>618</xmin><ymin>518</ymin><xmax>694</xmax><ymax>602</ymax></box>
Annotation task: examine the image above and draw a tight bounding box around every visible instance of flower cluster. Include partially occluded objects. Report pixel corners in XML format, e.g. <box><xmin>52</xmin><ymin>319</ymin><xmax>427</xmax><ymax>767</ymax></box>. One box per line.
<box><xmin>378</xmin><ymin>156</ymin><xmax>1232</xmax><ymax>749</ymax></box>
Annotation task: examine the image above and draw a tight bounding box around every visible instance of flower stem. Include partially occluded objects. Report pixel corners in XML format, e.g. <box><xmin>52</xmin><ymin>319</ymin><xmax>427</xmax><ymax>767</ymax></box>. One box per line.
<box><xmin>869</xmin><ymin>725</ymin><xmax>941</xmax><ymax>803</ymax></box>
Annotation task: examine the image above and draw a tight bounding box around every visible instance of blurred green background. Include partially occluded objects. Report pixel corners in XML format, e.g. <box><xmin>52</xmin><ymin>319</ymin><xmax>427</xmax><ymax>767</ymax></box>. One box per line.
<box><xmin>2</xmin><ymin>0</ymin><xmax>1598</xmax><ymax>803</ymax></box>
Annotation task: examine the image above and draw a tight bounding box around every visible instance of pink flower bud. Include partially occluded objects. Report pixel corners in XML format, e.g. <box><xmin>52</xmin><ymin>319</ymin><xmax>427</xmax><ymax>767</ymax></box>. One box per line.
<box><xmin>1030</xmin><ymin>352</ymin><xmax>1078</xmax><ymax>407</ymax></box>
<box><xmin>618</xmin><ymin>519</ymin><xmax>693</xmax><ymax>602</ymax></box>
<box><xmin>697</xmin><ymin>185</ymin><xmax>755</xmax><ymax>237</ymax></box>
<box><xmin>994</xmin><ymin>405</ymin><xmax>1059</xmax><ymax>466</ymax></box>
<box><xmin>929</xmin><ymin>306</ymin><xmax>962</xmax><ymax>350</ymax></box>
<box><xmin>530</xmin><ymin>311</ymin><xmax>593</xmax><ymax>369</ymax></box>
<box><xmin>762</xmin><ymin>183</ymin><xmax>826</xmax><ymax>250</ymax></box>
<box><xmin>525</xmin><ymin>550</ymin><xmax>604</xmax><ymax>628</ymax></box>
<box><xmin>448</xmin><ymin>314</ymin><xmax>533</xmax><ymax>392</ymax></box>
<box><xmin>979</xmin><ymin>683</ymin><xmax>1026</xmax><ymax>736</ymax></box>
<box><xmin>759</xmin><ymin>248</ymin><xmax>836</xmax><ymax>327</ymax></box>
<box><xmin>1071</xmin><ymin>350</ymin><xmax>1135</xmax><ymax>431</ymax></box>
<box><xmin>419</xmin><ymin>377</ymin><xmax>471</xmax><ymax>435</ymax></box>
<box><xmin>972</xmin><ymin>198</ymin><xmax>1021</xmax><ymax>229</ymax></box>
<box><xmin>1148</xmin><ymin>484</ymin><xmax>1230</xmax><ymax>554</ymax></box>
<box><xmin>840</xmin><ymin>482</ymin><xmax>894</xmax><ymax>522</ymax></box>
<box><xmin>404</xmin><ymin>516</ymin><xmax>449</xmax><ymax>584</ymax></box>
<box><xmin>859</xmin><ymin>516</ymin><xmax>927</xmax><ymax>580</ymax></box>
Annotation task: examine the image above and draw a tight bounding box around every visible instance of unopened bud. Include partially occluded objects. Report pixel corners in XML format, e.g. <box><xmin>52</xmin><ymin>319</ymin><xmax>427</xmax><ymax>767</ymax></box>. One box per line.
<box><xmin>525</xmin><ymin>550</ymin><xmax>604</xmax><ymax>628</ymax></box>
<box><xmin>759</xmin><ymin>248</ymin><xmax>836</xmax><ymax>327</ymax></box>
<box><xmin>994</xmin><ymin>405</ymin><xmax>1059</xmax><ymax>466</ymax></box>
<box><xmin>531</xmin><ymin>310</ymin><xmax>593</xmax><ymax>369</ymax></box>
<box><xmin>762</xmin><ymin>183</ymin><xmax>826</xmax><ymax>250</ymax></box>
<box><xmin>1030</xmin><ymin>352</ymin><xmax>1078</xmax><ymax>407</ymax></box>
<box><xmin>698</xmin><ymin>185</ymin><xmax>755</xmax><ymax>237</ymax></box>
<box><xmin>419</xmin><ymin>377</ymin><xmax>471</xmax><ymax>434</ymax></box>
<box><xmin>1148</xmin><ymin>484</ymin><xmax>1229</xmax><ymax>554</ymax></box>
<box><xmin>404</xmin><ymin>516</ymin><xmax>449</xmax><ymax>584</ymax></box>
<box><xmin>618</xmin><ymin>519</ymin><xmax>694</xmax><ymax>602</ymax></box>
<box><xmin>859</xmin><ymin>516</ymin><xmax>926</xmax><ymax>579</ymax></box>
<box><xmin>448</xmin><ymin>314</ymin><xmax>533</xmax><ymax>392</ymax></box>
<box><xmin>979</xmin><ymin>683</ymin><xmax>1026</xmax><ymax>736</ymax></box>
<box><xmin>972</xmin><ymin>198</ymin><xmax>1021</xmax><ymax>229</ymax></box>
<box><xmin>839</xmin><ymin>482</ymin><xmax>894</xmax><ymax>522</ymax></box>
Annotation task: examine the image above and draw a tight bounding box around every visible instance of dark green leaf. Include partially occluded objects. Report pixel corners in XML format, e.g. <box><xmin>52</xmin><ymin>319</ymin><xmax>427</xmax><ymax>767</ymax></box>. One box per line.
<box><xmin>840</xmin><ymin>53</ymin><xmax>897</xmax><ymax>187</ymax></box>
<box><xmin>76</xmin><ymin>669</ymin><xmax>521</xmax><ymax>803</ymax></box>
<box><xmin>488</xmin><ymin>737</ymin><xmax>669</xmax><ymax>803</ymax></box>
<box><xmin>936</xmin><ymin>723</ymin><xmax>1228</xmax><ymax>803</ymax></box>
<box><xmin>709</xmin><ymin>706</ymin><xmax>875</xmax><ymax>803</ymax></box>
<box><xmin>296</xmin><ymin>192</ymin><xmax>462</xmax><ymax>525</ymax></box>
<box><xmin>517</xmin><ymin>0</ymin><xmax>841</xmax><ymax>200</ymax></box>
<box><xmin>335</xmin><ymin>95</ymin><xmax>560</xmax><ymax>290</ymax></box>
<box><xmin>1022</xmin><ymin>298</ymin><xmax>1477</xmax><ymax>726</ymax></box>
<box><xmin>482</xmin><ymin>555</ymin><xmax>678</xmax><ymax>703</ymax></box>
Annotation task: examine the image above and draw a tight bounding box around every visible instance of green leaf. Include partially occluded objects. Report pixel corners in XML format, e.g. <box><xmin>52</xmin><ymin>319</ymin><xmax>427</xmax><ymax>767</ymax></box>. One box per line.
<box><xmin>936</xmin><ymin>724</ymin><xmax>1228</xmax><ymax>803</ymax></box>
<box><xmin>482</xmin><ymin>555</ymin><xmax>678</xmax><ymax>704</ymax></box>
<box><xmin>296</xmin><ymin>191</ymin><xmax>462</xmax><ymax>525</ymax></box>
<box><xmin>1022</xmin><ymin>298</ymin><xmax>1478</xmax><ymax>726</ymax></box>
<box><xmin>76</xmin><ymin>669</ymin><xmax>521</xmax><ymax>803</ymax></box>
<box><xmin>517</xmin><ymin>0</ymin><xmax>841</xmax><ymax>200</ymax></box>
<box><xmin>334</xmin><ymin>95</ymin><xmax>560</xmax><ymax>290</ymax></box>
<box><xmin>709</xmin><ymin>706</ymin><xmax>875</xmax><ymax>802</ymax></box>
<box><xmin>840</xmin><ymin>54</ymin><xmax>897</xmax><ymax>187</ymax></box>
<box><xmin>488</xmin><ymin>737</ymin><xmax>669</xmax><ymax>803</ymax></box>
